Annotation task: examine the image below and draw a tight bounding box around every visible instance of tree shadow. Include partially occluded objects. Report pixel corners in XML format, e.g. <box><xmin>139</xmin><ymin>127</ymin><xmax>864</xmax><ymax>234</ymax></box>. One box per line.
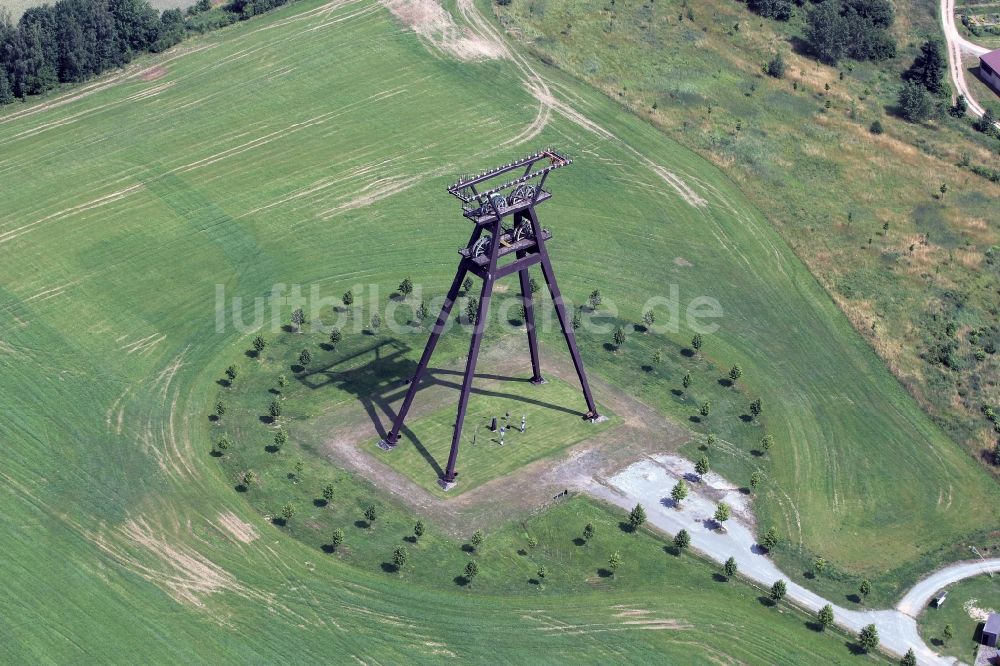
<box><xmin>750</xmin><ymin>544</ymin><xmax>768</xmax><ymax>555</ymax></box>
<box><xmin>930</xmin><ymin>638</ymin><xmax>944</xmax><ymax>647</ymax></box>
<box><xmin>712</xmin><ymin>573</ymin><xmax>728</xmax><ymax>583</ymax></box>
<box><xmin>454</xmin><ymin>576</ymin><xmax>470</xmax><ymax>587</ymax></box>
<box><xmin>265</xmin><ymin>445</ymin><xmax>281</xmax><ymax>453</ymax></box>
<box><xmin>596</xmin><ymin>568</ymin><xmax>613</xmax><ymax>578</ymax></box>
<box><xmin>313</xmin><ymin>498</ymin><xmax>328</xmax><ymax>507</ymax></box>
<box><xmin>319</xmin><ymin>342</ymin><xmax>334</xmax><ymax>351</ymax></box>
<box><xmin>846</xmin><ymin>593</ymin><xmax>861</xmax><ymax>604</ymax></box>
<box><xmin>641</xmin><ymin>364</ymin><xmax>653</xmax><ymax>373</ymax></box>
<box><xmin>718</xmin><ymin>378</ymin><xmax>732</xmax><ymax>387</ymax></box>
<box><xmin>282</xmin><ymin>324</ymin><xmax>295</xmax><ymax>333</ymax></box>
<box><xmin>355</xmin><ymin>520</ymin><xmax>370</xmax><ymax>529</ymax></box>
<box><xmin>517</xmin><ymin>549</ymin><xmax>528</xmax><ymax>556</ymax></box>
<box><xmin>684</xmin><ymin>472</ymin><xmax>700</xmax><ymax>483</ymax></box>
<box><xmin>681</xmin><ymin>348</ymin><xmax>694</xmax><ymax>357</ymax></box>
<box><xmin>272</xmin><ymin>517</ymin><xmax>287</xmax><ymax>527</ymax></box>
<box><xmin>633</xmin><ymin>324</ymin><xmax>647</xmax><ymax>333</ymax></box>
<box><xmin>664</xmin><ymin>545</ymin><xmax>681</xmax><ymax>557</ymax></box>
<box><xmin>803</xmin><ymin>571</ymin><xmax>815</xmax><ymax>580</ymax></box>
<box><xmin>290</xmin><ymin>364</ymin><xmax>304</xmax><ymax>373</ymax></box>
<box><xmin>528</xmin><ymin>578</ymin><xmax>540</xmax><ymax>585</ymax></box>
<box><xmin>217</xmin><ymin>378</ymin><xmax>231</xmax><ymax>388</ymax></box>
<box><xmin>671</xmin><ymin>389</ymin><xmax>684</xmax><ymax>397</ymax></box>
<box><xmin>260</xmin><ymin>415</ymin><xmax>275</xmax><ymax>424</ymax></box>
<box><xmin>380</xmin><ymin>562</ymin><xmax>399</xmax><ymax>573</ymax></box>
<box><xmin>845</xmin><ymin>642</ymin><xmax>866</xmax><ymax>656</ymax></box>
<box><xmin>572</xmin><ymin>537</ymin><xmax>586</xmax><ymax>546</ymax></box>
<box><xmin>740</xmin><ymin>414</ymin><xmax>753</xmax><ymax>423</ymax></box>
<box><xmin>750</xmin><ymin>449</ymin><xmax>764</xmax><ymax>457</ymax></box>
<box><xmin>660</xmin><ymin>497</ymin><xmax>678</xmax><ymax>509</ymax></box>
<box><xmin>320</xmin><ymin>544</ymin><xmax>336</xmax><ymax>554</ymax></box>
<box><xmin>403</xmin><ymin>535</ymin><xmax>417</xmax><ymax>544</ymax></box>
<box><xmin>235</xmin><ymin>483</ymin><xmax>248</xmax><ymax>493</ymax></box>
<box><xmin>738</xmin><ymin>486</ymin><xmax>751</xmax><ymax>495</ymax></box>
<box><xmin>805</xmin><ymin>621</ymin><xmax>825</xmax><ymax>633</ymax></box>
<box><xmin>602</xmin><ymin>342</ymin><xmax>616</xmax><ymax>352</ymax></box>
<box><xmin>245</xmin><ymin>349</ymin><xmax>258</xmax><ymax>359</ymax></box>
<box><xmin>618</xmin><ymin>521</ymin><xmax>636</xmax><ymax>534</ymax></box>
<box><xmin>268</xmin><ymin>388</ymin><xmax>281</xmax><ymax>395</ymax></box>
<box><xmin>461</xmin><ymin>544</ymin><xmax>474</xmax><ymax>553</ymax></box>
<box><xmin>758</xmin><ymin>596</ymin><xmax>775</xmax><ymax>607</ymax></box>
<box><xmin>210</xmin><ymin>449</ymin><xmax>223</xmax><ymax>458</ymax></box>
<box><xmin>508</xmin><ymin>317</ymin><xmax>525</xmax><ymax>326</ymax></box>
<box><xmin>689</xmin><ymin>415</ymin><xmax>701</xmax><ymax>423</ymax></box>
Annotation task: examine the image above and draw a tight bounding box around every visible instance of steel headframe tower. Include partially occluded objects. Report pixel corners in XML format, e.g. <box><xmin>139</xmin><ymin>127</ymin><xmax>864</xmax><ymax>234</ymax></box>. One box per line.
<box><xmin>378</xmin><ymin>149</ymin><xmax>602</xmax><ymax>489</ymax></box>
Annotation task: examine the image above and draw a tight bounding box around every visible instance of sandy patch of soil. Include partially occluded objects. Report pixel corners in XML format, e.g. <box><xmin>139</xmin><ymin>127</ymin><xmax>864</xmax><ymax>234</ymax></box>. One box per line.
<box><xmin>382</xmin><ymin>0</ymin><xmax>505</xmax><ymax>60</ymax></box>
<box><xmin>217</xmin><ymin>512</ymin><xmax>259</xmax><ymax>543</ymax></box>
<box><xmin>140</xmin><ymin>65</ymin><xmax>168</xmax><ymax>82</ymax></box>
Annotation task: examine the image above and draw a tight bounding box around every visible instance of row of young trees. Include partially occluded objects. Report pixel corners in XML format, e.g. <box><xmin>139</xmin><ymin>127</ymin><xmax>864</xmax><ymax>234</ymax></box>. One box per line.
<box><xmin>0</xmin><ymin>0</ymin><xmax>294</xmax><ymax>105</ymax></box>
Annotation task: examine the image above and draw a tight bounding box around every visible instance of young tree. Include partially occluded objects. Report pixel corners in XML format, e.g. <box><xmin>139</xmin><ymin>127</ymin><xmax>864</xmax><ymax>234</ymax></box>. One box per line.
<box><xmin>571</xmin><ymin>310</ymin><xmax>581</xmax><ymax>330</ymax></box>
<box><xmin>293</xmin><ymin>460</ymin><xmax>304</xmax><ymax>480</ymax></box>
<box><xmin>608</xmin><ymin>550</ymin><xmax>623</xmax><ymax>576</ymax></box>
<box><xmin>723</xmin><ymin>556</ymin><xmax>737</xmax><ymax>578</ymax></box>
<box><xmin>529</xmin><ymin>277</ymin><xmax>540</xmax><ymax>295</ymax></box>
<box><xmin>537</xmin><ymin>565</ymin><xmax>547</xmax><ymax>582</ymax></box>
<box><xmin>398</xmin><ymin>277</ymin><xmax>413</xmax><ymax>299</ymax></box>
<box><xmin>950</xmin><ymin>94</ymin><xmax>968</xmax><ymax>118</ymax></box>
<box><xmin>322</xmin><ymin>483</ymin><xmax>335</xmax><ymax>504</ymax></box>
<box><xmin>588</xmin><ymin>289</ymin><xmax>602</xmax><ymax>310</ymax></box>
<box><xmin>814</xmin><ymin>557</ymin><xmax>827</xmax><ymax>576</ymax></box>
<box><xmin>859</xmin><ymin>579</ymin><xmax>872</xmax><ymax>604</ymax></box>
<box><xmin>761</xmin><ymin>527</ymin><xmax>779</xmax><ymax>551</ymax></box>
<box><xmin>681</xmin><ymin>373</ymin><xmax>692</xmax><ymax>393</ymax></box>
<box><xmin>713</xmin><ymin>502</ymin><xmax>730</xmax><ymax>527</ymax></box>
<box><xmin>706</xmin><ymin>433</ymin><xmax>717</xmax><ymax>448</ymax></box>
<box><xmin>671</xmin><ymin>479</ymin><xmax>689</xmax><ymax>507</ymax></box>
<box><xmin>940</xmin><ymin>183</ymin><xmax>947</xmax><ymax>198</ymax></box>
<box><xmin>280</xmin><ymin>503</ymin><xmax>295</xmax><ymax>524</ymax></box>
<box><xmin>699</xmin><ymin>401</ymin><xmax>711</xmax><ymax>419</ymax></box>
<box><xmin>749</xmin><ymin>398</ymin><xmax>762</xmax><ymax>422</ymax></box>
<box><xmin>470</xmin><ymin>529</ymin><xmax>485</xmax><ymax>551</ymax></box>
<box><xmin>462</xmin><ymin>277</ymin><xmax>473</xmax><ymax>294</ymax></box>
<box><xmin>898</xmin><ymin>80</ymin><xmax>933</xmax><ymax>123</ymax></box>
<box><xmin>870</xmin><ymin>119</ymin><xmax>884</xmax><ymax>134</ymax></box>
<box><xmin>298</xmin><ymin>348</ymin><xmax>311</xmax><ymax>367</ymax></box>
<box><xmin>766</xmin><ymin>52</ymin><xmax>786</xmax><ymax>78</ymax></box>
<box><xmin>728</xmin><ymin>365</ymin><xmax>742</xmax><ymax>386</ymax></box>
<box><xmin>691</xmin><ymin>333</ymin><xmax>703</xmax><ymax>356</ymax></box>
<box><xmin>583</xmin><ymin>523</ymin><xmax>595</xmax><ymax>542</ymax></box>
<box><xmin>363</xmin><ymin>504</ymin><xmax>377</xmax><ymax>528</ymax></box>
<box><xmin>215</xmin><ymin>401</ymin><xmax>226</xmax><ymax>420</ymax></box>
<box><xmin>291</xmin><ymin>308</ymin><xmax>305</xmax><ymax>332</ymax></box>
<box><xmin>858</xmin><ymin>623</ymin><xmax>879</xmax><ymax>652</ymax></box>
<box><xmin>769</xmin><ymin>579</ymin><xmax>787</xmax><ymax>602</ymax></box>
<box><xmin>413</xmin><ymin>520</ymin><xmax>425</xmax><ymax>542</ymax></box>
<box><xmin>269</xmin><ymin>399</ymin><xmax>282</xmax><ymax>421</ymax></box>
<box><xmin>465</xmin><ymin>296</ymin><xmax>479</xmax><ymax>325</ymax></box>
<box><xmin>330</xmin><ymin>528</ymin><xmax>344</xmax><ymax>551</ymax></box>
<box><xmin>328</xmin><ymin>327</ymin><xmax>342</xmax><ymax>349</ymax></box>
<box><xmin>215</xmin><ymin>436</ymin><xmax>231</xmax><ymax>455</ymax></box>
<box><xmin>277</xmin><ymin>375</ymin><xmax>288</xmax><ymax>391</ymax></box>
<box><xmin>273</xmin><ymin>429</ymin><xmax>287</xmax><ymax>451</ymax></box>
<box><xmin>242</xmin><ymin>470</ymin><xmax>257</xmax><ymax>487</ymax></box>
<box><xmin>652</xmin><ymin>350</ymin><xmax>663</xmax><ymax>365</ymax></box>
<box><xmin>342</xmin><ymin>290</ymin><xmax>354</xmax><ymax>308</ymax></box>
<box><xmin>749</xmin><ymin>470</ymin><xmax>763</xmax><ymax>493</ymax></box>
<box><xmin>464</xmin><ymin>560</ymin><xmax>479</xmax><ymax>583</ymax></box>
<box><xmin>628</xmin><ymin>503</ymin><xmax>647</xmax><ymax>530</ymax></box>
<box><xmin>252</xmin><ymin>335</ymin><xmax>266</xmax><ymax>356</ymax></box>
<box><xmin>674</xmin><ymin>529</ymin><xmax>691</xmax><ymax>551</ymax></box>
<box><xmin>760</xmin><ymin>434</ymin><xmax>774</xmax><ymax>454</ymax></box>
<box><xmin>694</xmin><ymin>455</ymin><xmax>710</xmax><ymax>478</ymax></box>
<box><xmin>612</xmin><ymin>326</ymin><xmax>626</xmax><ymax>350</ymax></box>
<box><xmin>642</xmin><ymin>309</ymin><xmax>655</xmax><ymax>330</ymax></box>
<box><xmin>818</xmin><ymin>603</ymin><xmax>834</xmax><ymax>630</ymax></box>
<box><xmin>901</xmin><ymin>648</ymin><xmax>917</xmax><ymax>666</ymax></box>
<box><xmin>526</xmin><ymin>536</ymin><xmax>538</xmax><ymax>550</ymax></box>
<box><xmin>943</xmin><ymin>623</ymin><xmax>953</xmax><ymax>645</ymax></box>
<box><xmin>369</xmin><ymin>314</ymin><xmax>381</xmax><ymax>335</ymax></box>
<box><xmin>392</xmin><ymin>545</ymin><xmax>407</xmax><ymax>571</ymax></box>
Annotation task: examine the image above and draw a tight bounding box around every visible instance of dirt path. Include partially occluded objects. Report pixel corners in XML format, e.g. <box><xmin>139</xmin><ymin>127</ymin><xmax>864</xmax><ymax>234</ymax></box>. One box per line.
<box><xmin>941</xmin><ymin>0</ymin><xmax>1000</xmax><ymax>127</ymax></box>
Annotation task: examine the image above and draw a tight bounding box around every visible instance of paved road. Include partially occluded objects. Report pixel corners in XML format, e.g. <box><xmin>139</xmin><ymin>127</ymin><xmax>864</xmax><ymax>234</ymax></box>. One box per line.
<box><xmin>580</xmin><ymin>455</ymin><xmax>1000</xmax><ymax>666</ymax></box>
<box><xmin>941</xmin><ymin>0</ymin><xmax>996</xmax><ymax>122</ymax></box>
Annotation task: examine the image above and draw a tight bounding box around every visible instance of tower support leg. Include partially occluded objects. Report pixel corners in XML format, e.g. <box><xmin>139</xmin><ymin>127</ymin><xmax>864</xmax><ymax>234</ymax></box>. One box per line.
<box><xmin>379</xmin><ymin>262</ymin><xmax>468</xmax><ymax>449</ymax></box>
<box><xmin>441</xmin><ymin>275</ymin><xmax>494</xmax><ymax>485</ymax></box>
<box><xmin>517</xmin><ymin>250</ymin><xmax>543</xmax><ymax>384</ymax></box>
<box><xmin>531</xmin><ymin>212</ymin><xmax>600</xmax><ymax>419</ymax></box>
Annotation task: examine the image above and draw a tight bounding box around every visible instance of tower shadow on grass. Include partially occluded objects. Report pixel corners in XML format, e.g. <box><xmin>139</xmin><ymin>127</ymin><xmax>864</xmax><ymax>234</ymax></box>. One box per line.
<box><xmin>295</xmin><ymin>338</ymin><xmax>585</xmax><ymax>481</ymax></box>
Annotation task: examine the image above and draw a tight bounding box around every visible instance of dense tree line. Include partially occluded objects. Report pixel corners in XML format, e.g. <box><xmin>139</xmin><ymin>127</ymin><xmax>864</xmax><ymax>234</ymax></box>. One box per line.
<box><xmin>0</xmin><ymin>0</ymin><xmax>293</xmax><ymax>105</ymax></box>
<box><xmin>804</xmin><ymin>0</ymin><xmax>896</xmax><ymax>65</ymax></box>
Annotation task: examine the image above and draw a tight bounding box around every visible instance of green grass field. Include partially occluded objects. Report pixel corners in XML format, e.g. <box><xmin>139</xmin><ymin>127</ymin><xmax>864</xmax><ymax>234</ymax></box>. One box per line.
<box><xmin>0</xmin><ymin>0</ymin><xmax>992</xmax><ymax>659</ymax></box>
<box><xmin>918</xmin><ymin>574</ymin><xmax>1000</xmax><ymax>663</ymax></box>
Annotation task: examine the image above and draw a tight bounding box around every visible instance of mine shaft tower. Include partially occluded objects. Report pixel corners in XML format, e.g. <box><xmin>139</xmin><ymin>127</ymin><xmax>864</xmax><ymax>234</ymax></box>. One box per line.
<box><xmin>378</xmin><ymin>149</ymin><xmax>601</xmax><ymax>489</ymax></box>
